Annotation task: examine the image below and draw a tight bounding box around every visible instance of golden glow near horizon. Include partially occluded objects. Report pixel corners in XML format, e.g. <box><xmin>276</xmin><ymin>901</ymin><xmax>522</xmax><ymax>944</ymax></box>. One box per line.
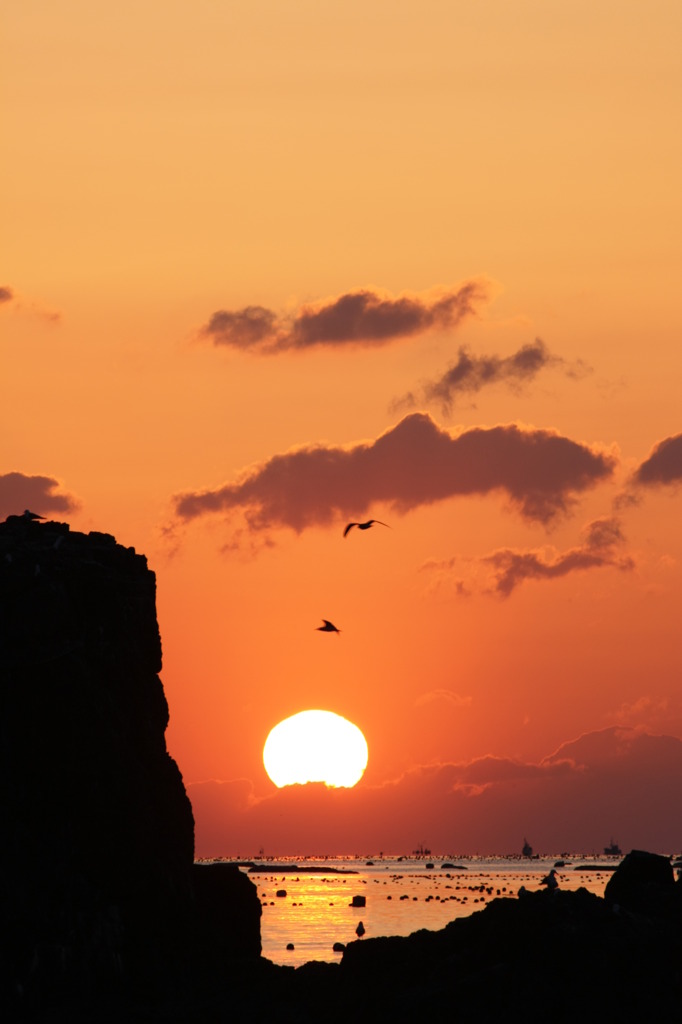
<box><xmin>263</xmin><ymin>710</ymin><xmax>369</xmax><ymax>789</ymax></box>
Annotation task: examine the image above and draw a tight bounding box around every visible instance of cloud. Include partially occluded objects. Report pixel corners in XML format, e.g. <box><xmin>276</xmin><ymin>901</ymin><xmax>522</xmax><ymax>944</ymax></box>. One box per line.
<box><xmin>173</xmin><ymin>413</ymin><xmax>617</xmax><ymax>536</ymax></box>
<box><xmin>414</xmin><ymin>689</ymin><xmax>472</xmax><ymax>709</ymax></box>
<box><xmin>200</xmin><ymin>279</ymin><xmax>492</xmax><ymax>353</ymax></box>
<box><xmin>421</xmin><ymin>516</ymin><xmax>633</xmax><ymax>598</ymax></box>
<box><xmin>393</xmin><ymin>339</ymin><xmax>591</xmax><ymax>415</ymax></box>
<box><xmin>632</xmin><ymin>432</ymin><xmax>682</xmax><ymax>488</ymax></box>
<box><xmin>0</xmin><ymin>285</ymin><xmax>61</xmax><ymax>325</ymax></box>
<box><xmin>0</xmin><ymin>472</ymin><xmax>80</xmax><ymax>520</ymax></box>
<box><xmin>614</xmin><ymin>696</ymin><xmax>671</xmax><ymax>730</ymax></box>
<box><xmin>481</xmin><ymin>516</ymin><xmax>635</xmax><ymax>596</ymax></box>
<box><xmin>187</xmin><ymin>727</ymin><xmax>682</xmax><ymax>856</ymax></box>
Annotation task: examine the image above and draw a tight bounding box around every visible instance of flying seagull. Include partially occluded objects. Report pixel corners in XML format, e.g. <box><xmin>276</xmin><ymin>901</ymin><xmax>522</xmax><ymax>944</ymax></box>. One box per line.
<box><xmin>343</xmin><ymin>519</ymin><xmax>390</xmax><ymax>538</ymax></box>
<box><xmin>22</xmin><ymin>509</ymin><xmax>45</xmax><ymax>521</ymax></box>
<box><xmin>316</xmin><ymin>619</ymin><xmax>341</xmax><ymax>634</ymax></box>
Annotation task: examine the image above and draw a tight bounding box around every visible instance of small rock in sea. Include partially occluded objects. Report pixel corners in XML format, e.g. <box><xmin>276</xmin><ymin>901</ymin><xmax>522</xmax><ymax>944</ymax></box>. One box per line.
<box><xmin>276</xmin><ymin>889</ymin><xmax>287</xmax><ymax>898</ymax></box>
<box><xmin>286</xmin><ymin>943</ymin><xmax>294</xmax><ymax>950</ymax></box>
<box><xmin>350</xmin><ymin>895</ymin><xmax>366</xmax><ymax>907</ymax></box>
<box><xmin>332</xmin><ymin>942</ymin><xmax>346</xmax><ymax>953</ymax></box>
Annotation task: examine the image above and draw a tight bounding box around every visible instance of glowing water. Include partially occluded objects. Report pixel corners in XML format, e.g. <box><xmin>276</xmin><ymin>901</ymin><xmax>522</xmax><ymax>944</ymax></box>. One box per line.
<box><xmin>214</xmin><ymin>856</ymin><xmax>617</xmax><ymax>968</ymax></box>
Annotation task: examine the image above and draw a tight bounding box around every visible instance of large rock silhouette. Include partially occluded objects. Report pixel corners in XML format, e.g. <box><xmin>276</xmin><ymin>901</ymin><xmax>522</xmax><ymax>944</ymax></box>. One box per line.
<box><xmin>0</xmin><ymin>516</ymin><xmax>259</xmax><ymax>1011</ymax></box>
<box><xmin>2</xmin><ymin>515</ymin><xmax>681</xmax><ymax>1022</ymax></box>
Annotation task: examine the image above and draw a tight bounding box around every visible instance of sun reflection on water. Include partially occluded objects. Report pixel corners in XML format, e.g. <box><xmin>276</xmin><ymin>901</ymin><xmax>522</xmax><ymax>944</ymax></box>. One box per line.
<box><xmin>238</xmin><ymin>857</ymin><xmax>614</xmax><ymax>969</ymax></box>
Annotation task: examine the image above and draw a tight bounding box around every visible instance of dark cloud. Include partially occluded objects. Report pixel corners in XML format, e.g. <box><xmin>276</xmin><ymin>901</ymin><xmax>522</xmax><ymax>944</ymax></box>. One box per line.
<box><xmin>0</xmin><ymin>472</ymin><xmax>79</xmax><ymax>520</ymax></box>
<box><xmin>200</xmin><ymin>280</ymin><xmax>491</xmax><ymax>353</ymax></box>
<box><xmin>394</xmin><ymin>339</ymin><xmax>591</xmax><ymax>415</ymax></box>
<box><xmin>173</xmin><ymin>413</ymin><xmax>616</xmax><ymax>534</ymax></box>
<box><xmin>0</xmin><ymin>286</ymin><xmax>14</xmax><ymax>304</ymax></box>
<box><xmin>188</xmin><ymin>728</ymin><xmax>682</xmax><ymax>856</ymax></box>
<box><xmin>481</xmin><ymin>516</ymin><xmax>634</xmax><ymax>596</ymax></box>
<box><xmin>632</xmin><ymin>432</ymin><xmax>682</xmax><ymax>488</ymax></box>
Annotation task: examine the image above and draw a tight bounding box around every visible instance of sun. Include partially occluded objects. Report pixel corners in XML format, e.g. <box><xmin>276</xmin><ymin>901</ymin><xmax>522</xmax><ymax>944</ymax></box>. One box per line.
<box><xmin>263</xmin><ymin>710</ymin><xmax>368</xmax><ymax>788</ymax></box>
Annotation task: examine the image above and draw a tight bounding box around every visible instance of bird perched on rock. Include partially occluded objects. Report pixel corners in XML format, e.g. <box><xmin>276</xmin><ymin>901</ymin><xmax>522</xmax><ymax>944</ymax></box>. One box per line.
<box><xmin>22</xmin><ymin>509</ymin><xmax>45</xmax><ymax>521</ymax></box>
<box><xmin>355</xmin><ymin>921</ymin><xmax>365</xmax><ymax>937</ymax></box>
<box><xmin>540</xmin><ymin>869</ymin><xmax>559</xmax><ymax>892</ymax></box>
<box><xmin>343</xmin><ymin>519</ymin><xmax>389</xmax><ymax>538</ymax></box>
<box><xmin>316</xmin><ymin>619</ymin><xmax>341</xmax><ymax>634</ymax></box>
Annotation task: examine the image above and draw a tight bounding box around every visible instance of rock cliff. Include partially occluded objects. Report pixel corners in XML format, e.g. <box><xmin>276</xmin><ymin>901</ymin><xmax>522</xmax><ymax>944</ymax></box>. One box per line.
<box><xmin>0</xmin><ymin>517</ymin><xmax>260</xmax><ymax>1015</ymax></box>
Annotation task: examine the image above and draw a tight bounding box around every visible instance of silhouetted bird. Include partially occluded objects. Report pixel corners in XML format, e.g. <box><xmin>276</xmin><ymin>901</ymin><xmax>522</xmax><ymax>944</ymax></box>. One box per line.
<box><xmin>355</xmin><ymin>921</ymin><xmax>365</xmax><ymax>937</ymax></box>
<box><xmin>316</xmin><ymin>619</ymin><xmax>341</xmax><ymax>634</ymax></box>
<box><xmin>22</xmin><ymin>509</ymin><xmax>45</xmax><ymax>521</ymax></box>
<box><xmin>540</xmin><ymin>869</ymin><xmax>559</xmax><ymax>892</ymax></box>
<box><xmin>343</xmin><ymin>519</ymin><xmax>389</xmax><ymax>538</ymax></box>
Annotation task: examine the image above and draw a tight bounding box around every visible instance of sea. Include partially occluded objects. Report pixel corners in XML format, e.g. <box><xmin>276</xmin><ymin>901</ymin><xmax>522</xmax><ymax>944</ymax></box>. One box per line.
<box><xmin>205</xmin><ymin>854</ymin><xmax>624</xmax><ymax>968</ymax></box>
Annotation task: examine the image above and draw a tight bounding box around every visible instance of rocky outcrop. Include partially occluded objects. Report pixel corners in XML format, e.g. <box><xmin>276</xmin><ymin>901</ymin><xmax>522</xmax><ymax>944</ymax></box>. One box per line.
<box><xmin>2</xmin><ymin>517</ymin><xmax>680</xmax><ymax>1022</ymax></box>
<box><xmin>0</xmin><ymin>517</ymin><xmax>260</xmax><ymax>1015</ymax></box>
<box><xmin>604</xmin><ymin>848</ymin><xmax>676</xmax><ymax>916</ymax></box>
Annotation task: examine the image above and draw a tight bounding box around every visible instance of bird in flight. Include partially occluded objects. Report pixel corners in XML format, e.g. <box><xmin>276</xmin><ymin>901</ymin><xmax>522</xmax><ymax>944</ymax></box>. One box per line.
<box><xmin>316</xmin><ymin>619</ymin><xmax>341</xmax><ymax>634</ymax></box>
<box><xmin>22</xmin><ymin>509</ymin><xmax>45</xmax><ymax>521</ymax></box>
<box><xmin>343</xmin><ymin>519</ymin><xmax>390</xmax><ymax>538</ymax></box>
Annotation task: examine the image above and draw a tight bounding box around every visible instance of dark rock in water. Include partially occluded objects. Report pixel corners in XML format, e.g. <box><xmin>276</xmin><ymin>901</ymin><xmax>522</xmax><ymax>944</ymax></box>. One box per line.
<box><xmin>350</xmin><ymin>895</ymin><xmax>366</xmax><ymax>907</ymax></box>
<box><xmin>276</xmin><ymin>889</ymin><xmax>288</xmax><ymax>898</ymax></box>
<box><xmin>286</xmin><ymin>943</ymin><xmax>295</xmax><ymax>951</ymax></box>
<box><xmin>332</xmin><ymin>942</ymin><xmax>346</xmax><ymax>953</ymax></box>
<box><xmin>0</xmin><ymin>518</ymin><xmax>260</xmax><ymax>1014</ymax></box>
<box><xmin>605</xmin><ymin>849</ymin><xmax>676</xmax><ymax>916</ymax></box>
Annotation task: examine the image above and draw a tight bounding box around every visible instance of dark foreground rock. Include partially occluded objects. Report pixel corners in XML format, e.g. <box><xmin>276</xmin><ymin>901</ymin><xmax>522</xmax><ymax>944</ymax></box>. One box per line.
<box><xmin>0</xmin><ymin>519</ymin><xmax>259</xmax><ymax>1018</ymax></box>
<box><xmin>2</xmin><ymin>518</ymin><xmax>681</xmax><ymax>1023</ymax></box>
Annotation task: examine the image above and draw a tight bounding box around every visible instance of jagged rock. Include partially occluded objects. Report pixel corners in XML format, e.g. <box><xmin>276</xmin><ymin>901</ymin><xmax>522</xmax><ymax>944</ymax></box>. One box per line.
<box><xmin>0</xmin><ymin>518</ymin><xmax>259</xmax><ymax>1014</ymax></box>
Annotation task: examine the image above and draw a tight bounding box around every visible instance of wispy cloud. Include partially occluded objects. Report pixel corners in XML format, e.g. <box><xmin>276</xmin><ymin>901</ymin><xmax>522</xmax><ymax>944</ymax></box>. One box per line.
<box><xmin>614</xmin><ymin>431</ymin><xmax>682</xmax><ymax>509</ymax></box>
<box><xmin>172</xmin><ymin>413</ymin><xmax>616</xmax><ymax>538</ymax></box>
<box><xmin>199</xmin><ymin>279</ymin><xmax>492</xmax><ymax>353</ymax></box>
<box><xmin>422</xmin><ymin>517</ymin><xmax>633</xmax><ymax>598</ymax></box>
<box><xmin>414</xmin><ymin>689</ymin><xmax>472</xmax><ymax>709</ymax></box>
<box><xmin>393</xmin><ymin>339</ymin><xmax>591</xmax><ymax>415</ymax></box>
<box><xmin>632</xmin><ymin>432</ymin><xmax>682</xmax><ymax>488</ymax></box>
<box><xmin>0</xmin><ymin>285</ymin><xmax>61</xmax><ymax>325</ymax></box>
<box><xmin>482</xmin><ymin>516</ymin><xmax>634</xmax><ymax>596</ymax></box>
<box><xmin>0</xmin><ymin>472</ymin><xmax>80</xmax><ymax>520</ymax></box>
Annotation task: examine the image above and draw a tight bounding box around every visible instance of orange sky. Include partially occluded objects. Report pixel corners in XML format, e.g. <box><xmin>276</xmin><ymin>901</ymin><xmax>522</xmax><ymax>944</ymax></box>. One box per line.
<box><xmin>3</xmin><ymin>1</ymin><xmax>682</xmax><ymax>856</ymax></box>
